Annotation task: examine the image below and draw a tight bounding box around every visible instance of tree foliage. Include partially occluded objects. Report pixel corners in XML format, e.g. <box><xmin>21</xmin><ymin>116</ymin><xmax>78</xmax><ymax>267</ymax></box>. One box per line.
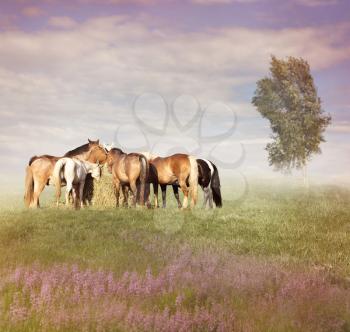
<box><xmin>252</xmin><ymin>56</ymin><xmax>331</xmax><ymax>172</ymax></box>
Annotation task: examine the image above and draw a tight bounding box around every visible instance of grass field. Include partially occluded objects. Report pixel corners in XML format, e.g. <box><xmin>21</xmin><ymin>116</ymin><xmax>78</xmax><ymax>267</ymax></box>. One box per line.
<box><xmin>0</xmin><ymin>182</ymin><xmax>350</xmax><ymax>331</ymax></box>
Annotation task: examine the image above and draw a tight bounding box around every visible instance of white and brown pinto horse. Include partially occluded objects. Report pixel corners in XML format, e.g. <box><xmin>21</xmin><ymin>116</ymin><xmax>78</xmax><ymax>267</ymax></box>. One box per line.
<box><xmin>24</xmin><ymin>139</ymin><xmax>107</xmax><ymax>208</ymax></box>
<box><xmin>106</xmin><ymin>148</ymin><xmax>149</xmax><ymax>207</ymax></box>
<box><xmin>142</xmin><ymin>153</ymin><xmax>198</xmax><ymax>209</ymax></box>
<box><xmin>156</xmin><ymin>158</ymin><xmax>222</xmax><ymax>209</ymax></box>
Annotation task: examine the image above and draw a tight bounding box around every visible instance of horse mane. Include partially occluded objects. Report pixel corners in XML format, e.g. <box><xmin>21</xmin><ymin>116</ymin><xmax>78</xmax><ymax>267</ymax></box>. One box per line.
<box><xmin>64</xmin><ymin>143</ymin><xmax>90</xmax><ymax>157</ymax></box>
<box><xmin>110</xmin><ymin>148</ymin><xmax>124</xmax><ymax>154</ymax></box>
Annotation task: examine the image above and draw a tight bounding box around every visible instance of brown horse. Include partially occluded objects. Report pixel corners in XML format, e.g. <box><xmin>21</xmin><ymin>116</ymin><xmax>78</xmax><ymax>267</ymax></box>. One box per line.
<box><xmin>142</xmin><ymin>153</ymin><xmax>198</xmax><ymax>209</ymax></box>
<box><xmin>138</xmin><ymin>163</ymin><xmax>159</xmax><ymax>208</ymax></box>
<box><xmin>24</xmin><ymin>139</ymin><xmax>107</xmax><ymax>208</ymax></box>
<box><xmin>106</xmin><ymin>148</ymin><xmax>149</xmax><ymax>207</ymax></box>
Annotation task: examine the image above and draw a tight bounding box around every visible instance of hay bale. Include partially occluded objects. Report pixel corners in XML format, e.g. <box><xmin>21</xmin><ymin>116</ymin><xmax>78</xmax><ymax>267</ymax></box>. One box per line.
<box><xmin>88</xmin><ymin>165</ymin><xmax>148</xmax><ymax>208</ymax></box>
<box><xmin>90</xmin><ymin>167</ymin><xmax>116</xmax><ymax>208</ymax></box>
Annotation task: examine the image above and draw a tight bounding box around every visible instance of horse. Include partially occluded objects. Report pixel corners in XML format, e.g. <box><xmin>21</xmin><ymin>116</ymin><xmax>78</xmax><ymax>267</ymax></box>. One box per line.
<box><xmin>24</xmin><ymin>139</ymin><xmax>107</xmax><ymax>208</ymax></box>
<box><xmin>53</xmin><ymin>158</ymin><xmax>102</xmax><ymax>208</ymax></box>
<box><xmin>141</xmin><ymin>152</ymin><xmax>198</xmax><ymax>209</ymax></box>
<box><xmin>197</xmin><ymin>159</ymin><xmax>222</xmax><ymax>208</ymax></box>
<box><xmin>106</xmin><ymin>148</ymin><xmax>149</xmax><ymax>207</ymax></box>
<box><xmin>113</xmin><ymin>162</ymin><xmax>159</xmax><ymax>208</ymax></box>
<box><xmin>154</xmin><ymin>158</ymin><xmax>222</xmax><ymax>209</ymax></box>
<box><xmin>103</xmin><ymin>144</ymin><xmax>158</xmax><ymax>208</ymax></box>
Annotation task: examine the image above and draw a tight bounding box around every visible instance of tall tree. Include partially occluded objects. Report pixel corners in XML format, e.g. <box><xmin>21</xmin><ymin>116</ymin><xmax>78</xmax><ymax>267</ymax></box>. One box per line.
<box><xmin>252</xmin><ymin>56</ymin><xmax>331</xmax><ymax>186</ymax></box>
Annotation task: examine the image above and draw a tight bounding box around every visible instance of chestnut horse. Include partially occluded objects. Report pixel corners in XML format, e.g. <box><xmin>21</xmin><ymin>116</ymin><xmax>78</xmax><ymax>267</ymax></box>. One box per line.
<box><xmin>24</xmin><ymin>139</ymin><xmax>107</xmax><ymax>208</ymax></box>
<box><xmin>106</xmin><ymin>148</ymin><xmax>149</xmax><ymax>207</ymax></box>
<box><xmin>141</xmin><ymin>153</ymin><xmax>198</xmax><ymax>209</ymax></box>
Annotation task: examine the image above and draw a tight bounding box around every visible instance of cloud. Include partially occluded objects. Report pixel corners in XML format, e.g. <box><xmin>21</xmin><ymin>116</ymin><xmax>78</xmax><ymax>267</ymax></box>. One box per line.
<box><xmin>48</xmin><ymin>16</ymin><xmax>78</xmax><ymax>29</ymax></box>
<box><xmin>5</xmin><ymin>0</ymin><xmax>341</xmax><ymax>7</ymax></box>
<box><xmin>328</xmin><ymin>121</ymin><xmax>350</xmax><ymax>133</ymax></box>
<box><xmin>0</xmin><ymin>15</ymin><xmax>349</xmax><ymax>177</ymax></box>
<box><xmin>0</xmin><ymin>16</ymin><xmax>349</xmax><ymax>117</ymax></box>
<box><xmin>294</xmin><ymin>0</ymin><xmax>339</xmax><ymax>6</ymax></box>
<box><xmin>21</xmin><ymin>6</ymin><xmax>46</xmax><ymax>17</ymax></box>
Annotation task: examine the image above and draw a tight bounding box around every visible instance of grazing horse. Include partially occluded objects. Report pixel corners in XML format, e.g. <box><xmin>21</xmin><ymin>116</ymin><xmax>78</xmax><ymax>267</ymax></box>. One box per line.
<box><xmin>24</xmin><ymin>139</ymin><xmax>107</xmax><ymax>208</ymax></box>
<box><xmin>106</xmin><ymin>148</ymin><xmax>149</xmax><ymax>207</ymax></box>
<box><xmin>141</xmin><ymin>153</ymin><xmax>198</xmax><ymax>209</ymax></box>
<box><xmin>155</xmin><ymin>159</ymin><xmax>222</xmax><ymax>209</ymax></box>
<box><xmin>135</xmin><ymin>163</ymin><xmax>159</xmax><ymax>208</ymax></box>
<box><xmin>53</xmin><ymin>158</ymin><xmax>102</xmax><ymax>208</ymax></box>
<box><xmin>197</xmin><ymin>159</ymin><xmax>222</xmax><ymax>208</ymax></box>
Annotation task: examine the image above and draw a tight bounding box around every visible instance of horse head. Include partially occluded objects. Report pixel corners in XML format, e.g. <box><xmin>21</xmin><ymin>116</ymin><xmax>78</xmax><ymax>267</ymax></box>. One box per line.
<box><xmin>91</xmin><ymin>162</ymin><xmax>102</xmax><ymax>180</ymax></box>
<box><xmin>105</xmin><ymin>146</ymin><xmax>125</xmax><ymax>174</ymax></box>
<box><xmin>86</xmin><ymin>139</ymin><xmax>107</xmax><ymax>164</ymax></box>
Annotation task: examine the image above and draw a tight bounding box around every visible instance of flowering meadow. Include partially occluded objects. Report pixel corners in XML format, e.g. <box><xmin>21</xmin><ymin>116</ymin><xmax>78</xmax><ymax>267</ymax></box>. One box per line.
<box><xmin>0</xmin><ymin>184</ymin><xmax>350</xmax><ymax>331</ymax></box>
<box><xmin>2</xmin><ymin>249</ymin><xmax>350</xmax><ymax>331</ymax></box>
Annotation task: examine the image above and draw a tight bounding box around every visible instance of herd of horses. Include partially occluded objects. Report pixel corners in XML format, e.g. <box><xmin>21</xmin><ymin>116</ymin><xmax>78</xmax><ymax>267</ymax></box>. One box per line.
<box><xmin>24</xmin><ymin>139</ymin><xmax>222</xmax><ymax>210</ymax></box>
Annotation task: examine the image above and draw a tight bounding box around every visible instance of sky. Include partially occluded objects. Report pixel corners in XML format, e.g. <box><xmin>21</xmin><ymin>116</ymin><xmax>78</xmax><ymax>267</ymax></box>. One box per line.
<box><xmin>0</xmin><ymin>0</ymin><xmax>349</xmax><ymax>189</ymax></box>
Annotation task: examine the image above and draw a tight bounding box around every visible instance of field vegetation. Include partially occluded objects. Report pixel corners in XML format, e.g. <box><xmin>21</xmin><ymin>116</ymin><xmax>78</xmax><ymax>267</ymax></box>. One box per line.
<box><xmin>0</xmin><ymin>181</ymin><xmax>349</xmax><ymax>331</ymax></box>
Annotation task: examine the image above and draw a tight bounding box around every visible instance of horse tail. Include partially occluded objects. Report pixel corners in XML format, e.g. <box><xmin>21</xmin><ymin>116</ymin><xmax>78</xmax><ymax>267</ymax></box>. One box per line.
<box><xmin>188</xmin><ymin>156</ymin><xmax>198</xmax><ymax>206</ymax></box>
<box><xmin>211</xmin><ymin>162</ymin><xmax>222</xmax><ymax>207</ymax></box>
<box><xmin>53</xmin><ymin>158</ymin><xmax>67</xmax><ymax>204</ymax></box>
<box><xmin>28</xmin><ymin>155</ymin><xmax>38</xmax><ymax>166</ymax></box>
<box><xmin>139</xmin><ymin>154</ymin><xmax>149</xmax><ymax>205</ymax></box>
<box><xmin>24</xmin><ymin>166</ymin><xmax>34</xmax><ymax>207</ymax></box>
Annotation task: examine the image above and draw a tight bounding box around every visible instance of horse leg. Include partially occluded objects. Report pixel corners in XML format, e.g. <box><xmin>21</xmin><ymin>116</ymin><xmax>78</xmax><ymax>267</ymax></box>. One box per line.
<box><xmin>83</xmin><ymin>175</ymin><xmax>94</xmax><ymax>206</ymax></box>
<box><xmin>32</xmin><ymin>177</ymin><xmax>46</xmax><ymax>208</ymax></box>
<box><xmin>160</xmin><ymin>184</ymin><xmax>167</xmax><ymax>208</ymax></box>
<box><xmin>153</xmin><ymin>182</ymin><xmax>159</xmax><ymax>208</ymax></box>
<box><xmin>72</xmin><ymin>184</ymin><xmax>79</xmax><ymax>208</ymax></box>
<box><xmin>144</xmin><ymin>182</ymin><xmax>151</xmax><ymax>207</ymax></box>
<box><xmin>178</xmin><ymin>178</ymin><xmax>189</xmax><ymax>209</ymax></box>
<box><xmin>122</xmin><ymin>185</ymin><xmax>129</xmax><ymax>208</ymax></box>
<box><xmin>172</xmin><ymin>185</ymin><xmax>182</xmax><ymax>209</ymax></box>
<box><xmin>114</xmin><ymin>179</ymin><xmax>120</xmax><ymax>208</ymax></box>
<box><xmin>208</xmin><ymin>187</ymin><xmax>214</xmax><ymax>209</ymax></box>
<box><xmin>203</xmin><ymin>186</ymin><xmax>209</xmax><ymax>209</ymax></box>
<box><xmin>65</xmin><ymin>182</ymin><xmax>73</xmax><ymax>206</ymax></box>
<box><xmin>79</xmin><ymin>181</ymin><xmax>85</xmax><ymax>209</ymax></box>
<box><xmin>129</xmin><ymin>181</ymin><xmax>137</xmax><ymax>207</ymax></box>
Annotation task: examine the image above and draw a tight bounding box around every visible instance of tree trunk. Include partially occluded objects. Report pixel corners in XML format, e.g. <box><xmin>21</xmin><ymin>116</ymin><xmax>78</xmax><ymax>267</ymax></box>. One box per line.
<box><xmin>302</xmin><ymin>164</ymin><xmax>309</xmax><ymax>188</ymax></box>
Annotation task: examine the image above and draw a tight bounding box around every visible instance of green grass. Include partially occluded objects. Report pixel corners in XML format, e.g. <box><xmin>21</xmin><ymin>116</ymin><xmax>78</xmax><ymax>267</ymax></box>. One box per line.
<box><xmin>0</xmin><ymin>183</ymin><xmax>349</xmax><ymax>275</ymax></box>
<box><xmin>0</xmin><ymin>182</ymin><xmax>350</xmax><ymax>331</ymax></box>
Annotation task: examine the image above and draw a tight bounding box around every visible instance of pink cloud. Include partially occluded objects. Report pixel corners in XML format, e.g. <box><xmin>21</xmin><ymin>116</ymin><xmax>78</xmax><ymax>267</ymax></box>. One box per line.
<box><xmin>21</xmin><ymin>6</ymin><xmax>46</xmax><ymax>17</ymax></box>
<box><xmin>295</xmin><ymin>0</ymin><xmax>339</xmax><ymax>6</ymax></box>
<box><xmin>48</xmin><ymin>16</ymin><xmax>78</xmax><ymax>29</ymax></box>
